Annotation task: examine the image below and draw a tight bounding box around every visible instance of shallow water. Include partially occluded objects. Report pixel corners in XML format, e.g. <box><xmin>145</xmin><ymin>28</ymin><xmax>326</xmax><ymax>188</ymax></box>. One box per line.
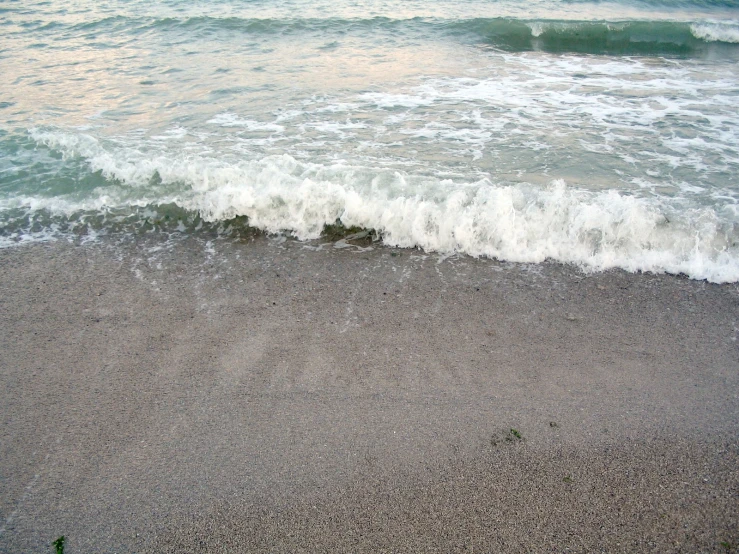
<box><xmin>1</xmin><ymin>0</ymin><xmax>738</xmax><ymax>281</ymax></box>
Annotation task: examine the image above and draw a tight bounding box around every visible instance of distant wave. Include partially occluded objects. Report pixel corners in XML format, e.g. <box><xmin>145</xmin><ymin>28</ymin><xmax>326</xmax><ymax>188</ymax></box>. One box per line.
<box><xmin>453</xmin><ymin>18</ymin><xmax>739</xmax><ymax>55</ymax></box>
<box><xmin>9</xmin><ymin>128</ymin><xmax>738</xmax><ymax>283</ymax></box>
<box><xmin>48</xmin><ymin>14</ymin><xmax>739</xmax><ymax>57</ymax></box>
<box><xmin>602</xmin><ymin>0</ymin><xmax>739</xmax><ymax>8</ymax></box>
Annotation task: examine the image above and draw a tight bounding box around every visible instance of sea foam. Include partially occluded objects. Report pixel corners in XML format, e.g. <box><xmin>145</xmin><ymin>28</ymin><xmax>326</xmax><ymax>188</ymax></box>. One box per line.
<box><xmin>691</xmin><ymin>22</ymin><xmax>739</xmax><ymax>43</ymax></box>
<box><xmin>23</xmin><ymin>128</ymin><xmax>739</xmax><ymax>283</ymax></box>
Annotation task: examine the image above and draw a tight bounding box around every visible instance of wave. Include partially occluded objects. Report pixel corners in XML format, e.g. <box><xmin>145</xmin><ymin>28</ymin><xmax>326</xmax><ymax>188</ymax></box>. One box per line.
<box><xmin>454</xmin><ymin>18</ymin><xmax>739</xmax><ymax>55</ymax></box>
<box><xmin>604</xmin><ymin>0</ymin><xmax>739</xmax><ymax>8</ymax></box>
<box><xmin>43</xmin><ymin>14</ymin><xmax>739</xmax><ymax>56</ymax></box>
<box><xmin>7</xmin><ymin>128</ymin><xmax>738</xmax><ymax>283</ymax></box>
<box><xmin>690</xmin><ymin>22</ymin><xmax>739</xmax><ymax>43</ymax></box>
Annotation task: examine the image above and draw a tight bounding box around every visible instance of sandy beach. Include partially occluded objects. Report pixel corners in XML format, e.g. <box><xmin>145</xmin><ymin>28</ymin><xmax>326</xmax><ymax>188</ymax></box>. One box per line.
<box><xmin>1</xmin><ymin>235</ymin><xmax>738</xmax><ymax>553</ymax></box>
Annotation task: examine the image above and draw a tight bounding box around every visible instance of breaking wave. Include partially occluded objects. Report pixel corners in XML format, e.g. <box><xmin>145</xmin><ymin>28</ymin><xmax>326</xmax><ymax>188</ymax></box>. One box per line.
<box><xmin>6</xmin><ymin>128</ymin><xmax>738</xmax><ymax>283</ymax></box>
<box><xmin>24</xmin><ymin>14</ymin><xmax>739</xmax><ymax>57</ymax></box>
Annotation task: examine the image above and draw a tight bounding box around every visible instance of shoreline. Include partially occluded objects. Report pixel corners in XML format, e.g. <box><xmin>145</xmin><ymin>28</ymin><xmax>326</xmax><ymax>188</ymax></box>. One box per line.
<box><xmin>1</xmin><ymin>235</ymin><xmax>738</xmax><ymax>552</ymax></box>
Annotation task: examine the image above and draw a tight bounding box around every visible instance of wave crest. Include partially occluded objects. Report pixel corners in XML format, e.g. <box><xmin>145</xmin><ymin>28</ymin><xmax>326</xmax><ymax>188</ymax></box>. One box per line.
<box><xmin>49</xmin><ymin>15</ymin><xmax>739</xmax><ymax>56</ymax></box>
<box><xmin>690</xmin><ymin>22</ymin><xmax>739</xmax><ymax>43</ymax></box>
<box><xmin>19</xmin><ymin>128</ymin><xmax>739</xmax><ymax>283</ymax></box>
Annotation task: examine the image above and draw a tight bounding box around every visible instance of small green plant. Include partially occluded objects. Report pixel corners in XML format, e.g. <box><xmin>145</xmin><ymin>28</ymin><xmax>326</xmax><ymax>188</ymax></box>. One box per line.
<box><xmin>549</xmin><ymin>421</ymin><xmax>559</xmax><ymax>428</ymax></box>
<box><xmin>563</xmin><ymin>476</ymin><xmax>573</xmax><ymax>484</ymax></box>
<box><xmin>490</xmin><ymin>427</ymin><xmax>524</xmax><ymax>447</ymax></box>
<box><xmin>53</xmin><ymin>536</ymin><xmax>65</xmax><ymax>554</ymax></box>
<box><xmin>720</xmin><ymin>541</ymin><xmax>735</xmax><ymax>551</ymax></box>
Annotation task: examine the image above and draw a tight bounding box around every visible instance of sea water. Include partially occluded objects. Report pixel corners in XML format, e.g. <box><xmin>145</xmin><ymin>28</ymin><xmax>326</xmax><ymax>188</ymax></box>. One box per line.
<box><xmin>1</xmin><ymin>0</ymin><xmax>738</xmax><ymax>281</ymax></box>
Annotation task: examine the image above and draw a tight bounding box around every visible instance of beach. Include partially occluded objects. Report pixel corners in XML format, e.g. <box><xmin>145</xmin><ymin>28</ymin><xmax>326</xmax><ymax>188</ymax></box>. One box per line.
<box><xmin>1</xmin><ymin>235</ymin><xmax>737</xmax><ymax>552</ymax></box>
<box><xmin>2</xmin><ymin>0</ymin><xmax>739</xmax><ymax>551</ymax></box>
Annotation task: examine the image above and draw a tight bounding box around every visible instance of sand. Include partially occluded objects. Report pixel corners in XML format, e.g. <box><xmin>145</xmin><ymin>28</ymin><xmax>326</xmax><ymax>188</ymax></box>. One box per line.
<box><xmin>0</xmin><ymin>234</ymin><xmax>737</xmax><ymax>553</ymax></box>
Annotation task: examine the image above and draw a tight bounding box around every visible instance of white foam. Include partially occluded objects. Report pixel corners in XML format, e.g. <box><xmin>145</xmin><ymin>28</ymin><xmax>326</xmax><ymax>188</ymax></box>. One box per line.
<box><xmin>151</xmin><ymin>127</ymin><xmax>188</xmax><ymax>141</ymax></box>
<box><xmin>691</xmin><ymin>22</ymin><xmax>739</xmax><ymax>44</ymax></box>
<box><xmin>527</xmin><ymin>21</ymin><xmax>546</xmax><ymax>37</ymax></box>
<box><xmin>207</xmin><ymin>113</ymin><xmax>285</xmax><ymax>133</ymax></box>
<box><xmin>185</xmin><ymin>173</ymin><xmax>739</xmax><ymax>283</ymax></box>
<box><xmin>19</xmin><ymin>129</ymin><xmax>739</xmax><ymax>283</ymax></box>
<box><xmin>308</xmin><ymin>119</ymin><xmax>368</xmax><ymax>136</ymax></box>
<box><xmin>359</xmin><ymin>92</ymin><xmax>433</xmax><ymax>109</ymax></box>
<box><xmin>377</xmin><ymin>58</ymin><xmax>739</xmax><ymax>176</ymax></box>
<box><xmin>0</xmin><ymin>227</ymin><xmax>61</xmax><ymax>249</ymax></box>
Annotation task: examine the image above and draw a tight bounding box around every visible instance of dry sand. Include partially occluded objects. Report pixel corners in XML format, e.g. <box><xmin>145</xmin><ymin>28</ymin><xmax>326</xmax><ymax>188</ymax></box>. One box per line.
<box><xmin>0</xmin><ymin>235</ymin><xmax>738</xmax><ymax>553</ymax></box>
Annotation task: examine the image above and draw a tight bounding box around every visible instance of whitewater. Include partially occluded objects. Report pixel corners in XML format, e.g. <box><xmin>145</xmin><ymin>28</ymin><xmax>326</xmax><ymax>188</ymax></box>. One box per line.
<box><xmin>1</xmin><ymin>0</ymin><xmax>738</xmax><ymax>281</ymax></box>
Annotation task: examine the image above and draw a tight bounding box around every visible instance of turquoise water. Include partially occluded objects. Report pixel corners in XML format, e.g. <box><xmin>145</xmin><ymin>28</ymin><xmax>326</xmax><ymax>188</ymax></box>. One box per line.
<box><xmin>1</xmin><ymin>0</ymin><xmax>738</xmax><ymax>281</ymax></box>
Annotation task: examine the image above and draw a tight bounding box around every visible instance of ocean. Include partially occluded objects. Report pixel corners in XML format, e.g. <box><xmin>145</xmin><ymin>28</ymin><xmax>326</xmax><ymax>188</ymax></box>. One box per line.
<box><xmin>1</xmin><ymin>0</ymin><xmax>738</xmax><ymax>282</ymax></box>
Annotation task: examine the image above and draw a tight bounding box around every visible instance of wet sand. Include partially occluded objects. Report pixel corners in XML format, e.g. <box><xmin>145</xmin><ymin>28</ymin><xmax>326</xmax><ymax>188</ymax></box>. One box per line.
<box><xmin>1</xmin><ymin>235</ymin><xmax>738</xmax><ymax>553</ymax></box>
